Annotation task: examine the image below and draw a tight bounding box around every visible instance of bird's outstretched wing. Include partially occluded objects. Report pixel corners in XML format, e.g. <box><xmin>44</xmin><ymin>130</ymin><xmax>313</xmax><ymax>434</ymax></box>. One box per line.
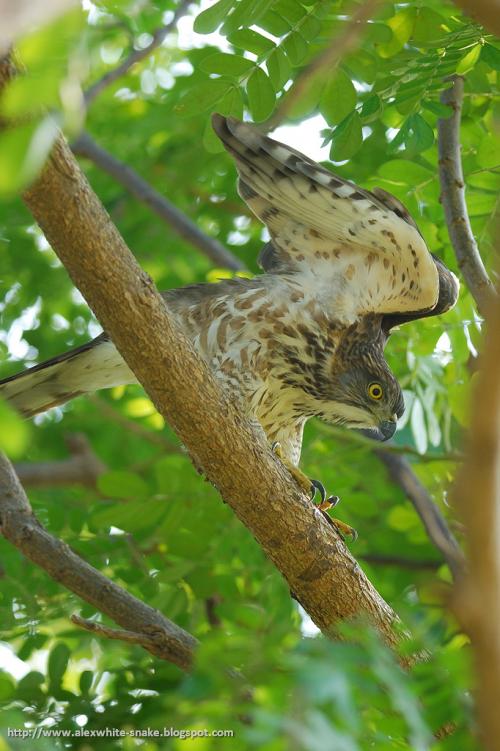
<box><xmin>212</xmin><ymin>114</ymin><xmax>458</xmax><ymax>322</ymax></box>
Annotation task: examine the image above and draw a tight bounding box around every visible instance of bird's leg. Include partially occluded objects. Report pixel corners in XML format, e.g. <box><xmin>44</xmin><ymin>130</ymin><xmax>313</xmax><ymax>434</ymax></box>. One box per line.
<box><xmin>271</xmin><ymin>442</ymin><xmax>357</xmax><ymax>541</ymax></box>
<box><xmin>272</xmin><ymin>441</ymin><xmax>320</xmax><ymax>499</ymax></box>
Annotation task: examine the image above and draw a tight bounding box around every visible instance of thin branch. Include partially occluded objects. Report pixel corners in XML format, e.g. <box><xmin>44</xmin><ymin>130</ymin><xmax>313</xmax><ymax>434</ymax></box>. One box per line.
<box><xmin>14</xmin><ymin>433</ymin><xmax>105</xmax><ymax>488</ymax></box>
<box><xmin>375</xmin><ymin>450</ymin><xmax>465</xmax><ymax>581</ymax></box>
<box><xmin>72</xmin><ymin>131</ymin><xmax>245</xmax><ymax>271</ymax></box>
<box><xmin>0</xmin><ymin>451</ymin><xmax>198</xmax><ymax>670</ymax></box>
<box><xmin>437</xmin><ymin>75</ymin><xmax>497</xmax><ymax>313</ymax></box>
<box><xmin>451</xmin><ymin>286</ymin><xmax>500</xmax><ymax>751</ymax></box>
<box><xmin>263</xmin><ymin>0</ymin><xmax>380</xmax><ymax>131</ymax></box>
<box><xmin>10</xmin><ymin>102</ymin><xmax>401</xmax><ymax>647</ymax></box>
<box><xmin>317</xmin><ymin>422</ymin><xmax>462</xmax><ymax>463</ymax></box>
<box><xmin>360</xmin><ymin>554</ymin><xmax>441</xmax><ymax>571</ymax></box>
<box><xmin>84</xmin><ymin>0</ymin><xmax>191</xmax><ymax>106</ymax></box>
<box><xmin>71</xmin><ymin>614</ymin><xmax>172</xmax><ymax>651</ymax></box>
<box><xmin>88</xmin><ymin>395</ymin><xmax>184</xmax><ymax>453</ymax></box>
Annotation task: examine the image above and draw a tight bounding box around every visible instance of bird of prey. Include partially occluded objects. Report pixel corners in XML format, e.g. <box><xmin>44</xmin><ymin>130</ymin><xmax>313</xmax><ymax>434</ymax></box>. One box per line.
<box><xmin>0</xmin><ymin>115</ymin><xmax>458</xmax><ymax>532</ymax></box>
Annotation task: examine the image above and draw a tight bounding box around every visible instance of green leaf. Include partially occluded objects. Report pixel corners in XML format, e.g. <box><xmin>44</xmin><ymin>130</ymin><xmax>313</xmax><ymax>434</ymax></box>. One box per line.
<box><xmin>193</xmin><ymin>0</ymin><xmax>234</xmax><ymax>34</ymax></box>
<box><xmin>360</xmin><ymin>94</ymin><xmax>382</xmax><ymax>122</ymax></box>
<box><xmin>205</xmin><ymin>86</ymin><xmax>243</xmax><ymax>152</ymax></box>
<box><xmin>97</xmin><ymin>470</ymin><xmax>149</xmax><ymax>499</ymax></box>
<box><xmin>175</xmin><ymin>79</ymin><xmax>234</xmax><ymax>117</ymax></box>
<box><xmin>378</xmin><ymin>9</ymin><xmax>416</xmax><ymax>58</ymax></box>
<box><xmin>259</xmin><ymin>10</ymin><xmax>291</xmax><ymax>36</ymax></box>
<box><xmin>0</xmin><ymin>399</ymin><xmax>30</xmax><ymax>457</ymax></box>
<box><xmin>456</xmin><ymin>44</ymin><xmax>482</xmax><ymax>74</ymax></box>
<box><xmin>246</xmin><ymin>67</ymin><xmax>275</xmax><ymax>121</ymax></box>
<box><xmin>228</xmin><ymin>29</ymin><xmax>275</xmax><ymax>55</ymax></box>
<box><xmin>282</xmin><ymin>31</ymin><xmax>309</xmax><ymax>66</ymax></box>
<box><xmin>2</xmin><ymin>74</ymin><xmax>60</xmax><ymax>118</ymax></box>
<box><xmin>329</xmin><ymin>111</ymin><xmax>363</xmax><ymax>161</ymax></box>
<box><xmin>266</xmin><ymin>47</ymin><xmax>291</xmax><ymax>90</ymax></box>
<box><xmin>48</xmin><ymin>643</ymin><xmax>70</xmax><ymax>690</ymax></box>
<box><xmin>273</xmin><ymin>0</ymin><xmax>305</xmax><ymax>24</ymax></box>
<box><xmin>319</xmin><ymin>70</ymin><xmax>357</xmax><ymax>125</ymax></box>
<box><xmin>412</xmin><ymin>8</ymin><xmax>446</xmax><ymax>43</ymax></box>
<box><xmin>481</xmin><ymin>43</ymin><xmax>500</xmax><ymax>71</ymax></box>
<box><xmin>300</xmin><ymin>15</ymin><xmax>322</xmax><ymax>42</ymax></box>
<box><xmin>422</xmin><ymin>100</ymin><xmax>453</xmax><ymax>118</ymax></box>
<box><xmin>365</xmin><ymin>23</ymin><xmax>392</xmax><ymax>43</ymax></box>
<box><xmin>222</xmin><ymin>0</ymin><xmax>273</xmax><ymax>35</ymax></box>
<box><xmin>377</xmin><ymin>159</ymin><xmax>433</xmax><ymax>184</ymax></box>
<box><xmin>405</xmin><ymin>114</ymin><xmax>434</xmax><ymax>153</ymax></box>
<box><xmin>0</xmin><ymin>116</ymin><xmax>58</xmax><ymax>196</ymax></box>
<box><xmin>79</xmin><ymin>670</ymin><xmax>93</xmax><ymax>696</ymax></box>
<box><xmin>93</xmin><ymin>498</ymin><xmax>166</xmax><ymax>533</ymax></box>
<box><xmin>448</xmin><ymin>382</ymin><xmax>469</xmax><ymax>427</ymax></box>
<box><xmin>287</xmin><ymin>74</ymin><xmax>324</xmax><ymax>120</ymax></box>
<box><xmin>200</xmin><ymin>53</ymin><xmax>254</xmax><ymax>76</ymax></box>
<box><xmin>0</xmin><ymin>672</ymin><xmax>16</xmax><ymax>701</ymax></box>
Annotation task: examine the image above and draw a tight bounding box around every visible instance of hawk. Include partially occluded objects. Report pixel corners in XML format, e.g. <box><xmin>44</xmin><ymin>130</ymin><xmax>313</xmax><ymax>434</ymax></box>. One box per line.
<box><xmin>0</xmin><ymin>115</ymin><xmax>458</xmax><ymax>529</ymax></box>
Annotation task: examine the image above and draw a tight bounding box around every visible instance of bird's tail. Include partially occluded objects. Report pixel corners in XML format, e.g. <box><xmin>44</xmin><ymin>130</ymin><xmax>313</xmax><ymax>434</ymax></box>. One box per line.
<box><xmin>0</xmin><ymin>337</ymin><xmax>136</xmax><ymax>418</ymax></box>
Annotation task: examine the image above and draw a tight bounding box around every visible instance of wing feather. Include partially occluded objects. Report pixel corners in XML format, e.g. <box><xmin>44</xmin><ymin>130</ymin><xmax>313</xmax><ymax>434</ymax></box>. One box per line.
<box><xmin>212</xmin><ymin>115</ymin><xmax>447</xmax><ymax>319</ymax></box>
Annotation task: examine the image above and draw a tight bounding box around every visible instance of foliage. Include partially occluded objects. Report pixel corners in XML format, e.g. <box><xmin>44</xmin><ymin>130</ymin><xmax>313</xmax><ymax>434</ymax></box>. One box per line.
<box><xmin>0</xmin><ymin>0</ymin><xmax>498</xmax><ymax>747</ymax></box>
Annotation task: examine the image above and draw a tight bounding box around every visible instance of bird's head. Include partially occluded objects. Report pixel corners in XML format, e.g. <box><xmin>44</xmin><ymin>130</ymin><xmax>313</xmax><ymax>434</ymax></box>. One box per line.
<box><xmin>328</xmin><ymin>359</ymin><xmax>404</xmax><ymax>440</ymax></box>
<box><xmin>320</xmin><ymin>318</ymin><xmax>404</xmax><ymax>441</ymax></box>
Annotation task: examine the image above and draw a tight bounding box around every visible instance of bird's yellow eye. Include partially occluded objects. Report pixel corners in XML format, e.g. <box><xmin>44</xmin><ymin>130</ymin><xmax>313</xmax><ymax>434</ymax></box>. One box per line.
<box><xmin>368</xmin><ymin>382</ymin><xmax>383</xmax><ymax>400</ymax></box>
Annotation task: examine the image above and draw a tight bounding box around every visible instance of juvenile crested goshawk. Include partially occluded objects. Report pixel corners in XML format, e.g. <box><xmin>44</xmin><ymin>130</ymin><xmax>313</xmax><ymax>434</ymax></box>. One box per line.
<box><xmin>0</xmin><ymin>115</ymin><xmax>459</xmax><ymax>522</ymax></box>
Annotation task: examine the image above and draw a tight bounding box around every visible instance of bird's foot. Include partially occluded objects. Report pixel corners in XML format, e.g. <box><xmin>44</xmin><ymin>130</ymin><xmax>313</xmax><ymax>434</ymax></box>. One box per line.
<box><xmin>272</xmin><ymin>442</ymin><xmax>322</xmax><ymax>500</ymax></box>
<box><xmin>320</xmin><ymin>510</ymin><xmax>358</xmax><ymax>542</ymax></box>
<box><xmin>272</xmin><ymin>442</ymin><xmax>357</xmax><ymax>542</ymax></box>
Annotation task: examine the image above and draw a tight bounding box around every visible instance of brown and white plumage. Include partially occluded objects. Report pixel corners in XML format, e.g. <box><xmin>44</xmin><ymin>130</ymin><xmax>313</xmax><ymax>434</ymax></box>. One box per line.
<box><xmin>0</xmin><ymin>116</ymin><xmax>459</xmax><ymax>468</ymax></box>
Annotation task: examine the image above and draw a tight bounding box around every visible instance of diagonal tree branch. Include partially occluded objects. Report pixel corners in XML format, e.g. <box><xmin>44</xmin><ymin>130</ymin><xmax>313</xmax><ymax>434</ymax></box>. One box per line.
<box><xmin>438</xmin><ymin>75</ymin><xmax>497</xmax><ymax>314</ymax></box>
<box><xmin>0</xmin><ymin>52</ymin><xmax>401</xmax><ymax>646</ymax></box>
<box><xmin>0</xmin><ymin>451</ymin><xmax>198</xmax><ymax>670</ymax></box>
<box><xmin>72</xmin><ymin>131</ymin><xmax>245</xmax><ymax>271</ymax></box>
<box><xmin>374</xmin><ymin>450</ymin><xmax>465</xmax><ymax>580</ymax></box>
<box><xmin>84</xmin><ymin>0</ymin><xmax>191</xmax><ymax>106</ymax></box>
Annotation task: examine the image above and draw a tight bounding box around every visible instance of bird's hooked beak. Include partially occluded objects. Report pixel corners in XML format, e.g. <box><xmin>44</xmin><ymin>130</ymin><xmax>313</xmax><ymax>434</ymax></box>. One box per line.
<box><xmin>378</xmin><ymin>418</ymin><xmax>397</xmax><ymax>441</ymax></box>
<box><xmin>361</xmin><ymin>416</ymin><xmax>398</xmax><ymax>442</ymax></box>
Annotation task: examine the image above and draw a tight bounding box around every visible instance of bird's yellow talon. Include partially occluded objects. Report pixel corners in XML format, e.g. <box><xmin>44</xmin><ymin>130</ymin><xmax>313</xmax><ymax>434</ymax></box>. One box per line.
<box><xmin>272</xmin><ymin>443</ymin><xmax>355</xmax><ymax>540</ymax></box>
<box><xmin>322</xmin><ymin>513</ymin><xmax>358</xmax><ymax>542</ymax></box>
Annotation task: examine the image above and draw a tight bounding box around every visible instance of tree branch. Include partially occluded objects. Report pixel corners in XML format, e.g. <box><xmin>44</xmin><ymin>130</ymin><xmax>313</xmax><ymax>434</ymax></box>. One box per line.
<box><xmin>360</xmin><ymin>553</ymin><xmax>441</xmax><ymax>571</ymax></box>
<box><xmin>0</xmin><ymin>79</ymin><xmax>401</xmax><ymax>645</ymax></box>
<box><xmin>84</xmin><ymin>0</ymin><xmax>191</xmax><ymax>106</ymax></box>
<box><xmin>14</xmin><ymin>433</ymin><xmax>105</xmax><ymax>488</ymax></box>
<box><xmin>72</xmin><ymin>131</ymin><xmax>245</xmax><ymax>271</ymax></box>
<box><xmin>375</xmin><ymin>450</ymin><xmax>465</xmax><ymax>580</ymax></box>
<box><xmin>451</xmin><ymin>287</ymin><xmax>500</xmax><ymax>750</ymax></box>
<box><xmin>264</xmin><ymin>0</ymin><xmax>380</xmax><ymax>131</ymax></box>
<box><xmin>0</xmin><ymin>451</ymin><xmax>198</xmax><ymax>670</ymax></box>
<box><xmin>318</xmin><ymin>422</ymin><xmax>462</xmax><ymax>463</ymax></box>
<box><xmin>438</xmin><ymin>75</ymin><xmax>497</xmax><ymax>313</ymax></box>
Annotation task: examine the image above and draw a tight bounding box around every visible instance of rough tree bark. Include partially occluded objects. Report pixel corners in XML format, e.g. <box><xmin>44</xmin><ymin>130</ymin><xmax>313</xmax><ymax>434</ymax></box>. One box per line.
<box><xmin>0</xmin><ymin>57</ymin><xmax>400</xmax><ymax>647</ymax></box>
<box><xmin>452</xmin><ymin>291</ymin><xmax>500</xmax><ymax>750</ymax></box>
